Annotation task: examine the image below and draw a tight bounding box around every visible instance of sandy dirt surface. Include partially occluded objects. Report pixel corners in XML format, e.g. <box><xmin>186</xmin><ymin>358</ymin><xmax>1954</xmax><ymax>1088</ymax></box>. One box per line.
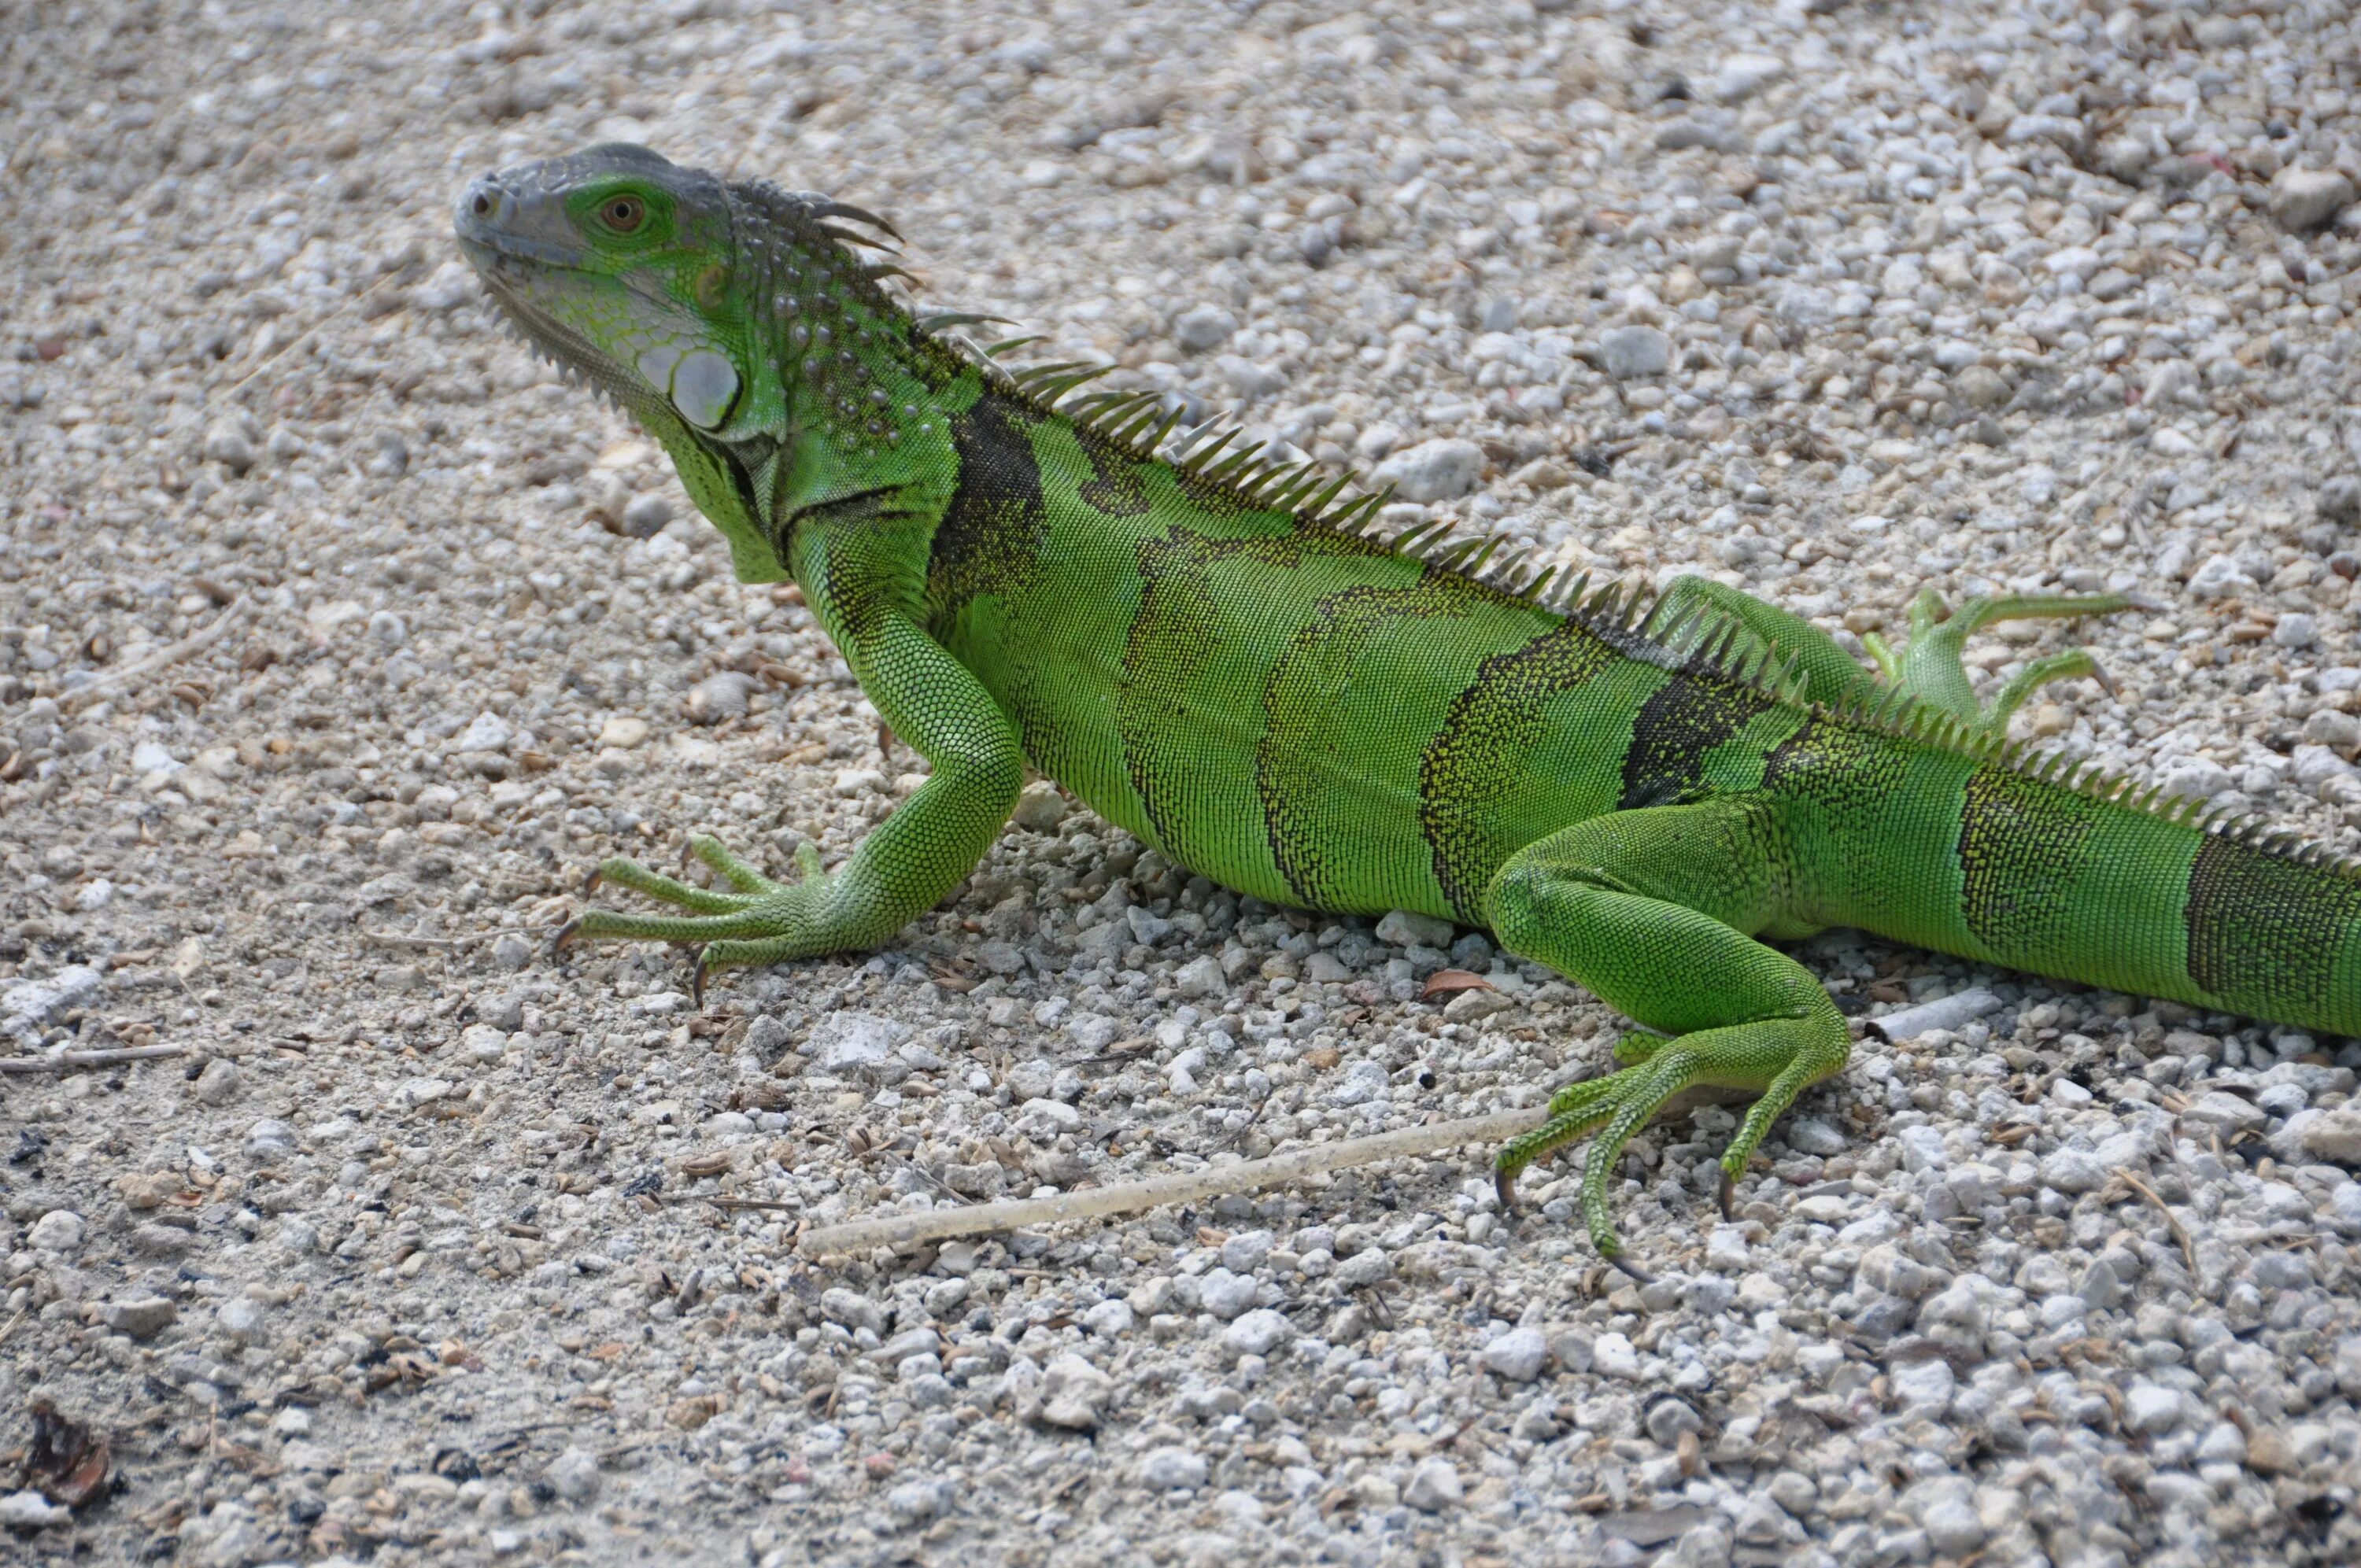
<box><xmin>7</xmin><ymin>1</ymin><xmax>2361</xmax><ymax>1564</ymax></box>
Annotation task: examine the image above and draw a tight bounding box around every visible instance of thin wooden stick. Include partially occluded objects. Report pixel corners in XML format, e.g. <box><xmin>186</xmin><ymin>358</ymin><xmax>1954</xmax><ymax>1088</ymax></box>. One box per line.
<box><xmin>2115</xmin><ymin>1168</ymin><xmax>2197</xmax><ymax>1276</ymax></box>
<box><xmin>796</xmin><ymin>1106</ymin><xmax>1546</xmax><ymax>1257</ymax></box>
<box><xmin>60</xmin><ymin>600</ymin><xmax>246</xmax><ymax>711</ymax></box>
<box><xmin>0</xmin><ymin>1043</ymin><xmax>187</xmax><ymax>1075</ymax></box>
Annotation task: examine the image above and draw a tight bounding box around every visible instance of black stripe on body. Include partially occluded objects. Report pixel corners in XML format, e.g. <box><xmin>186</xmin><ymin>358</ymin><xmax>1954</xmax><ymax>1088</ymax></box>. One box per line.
<box><xmin>926</xmin><ymin>396</ymin><xmax>1048</xmax><ymax>622</ymax></box>
<box><xmin>1074</xmin><ymin>425</ymin><xmax>1151</xmax><ymax>517</ymax></box>
<box><xmin>1258</xmin><ymin>570</ymin><xmax>1495</xmax><ymax>909</ymax></box>
<box><xmin>1955</xmin><ymin>766</ymin><xmax>2096</xmax><ymax>958</ymax></box>
<box><xmin>1616</xmin><ymin>677</ymin><xmax>1777</xmax><ymax>810</ymax></box>
<box><xmin>2185</xmin><ymin>836</ymin><xmax>2361</xmax><ymax>1018</ymax></box>
<box><xmin>1120</xmin><ymin>529</ymin><xmax>1328</xmax><ymax>871</ymax></box>
<box><xmin>1420</xmin><ymin>622</ymin><xmax>1620</xmax><ymax>921</ymax></box>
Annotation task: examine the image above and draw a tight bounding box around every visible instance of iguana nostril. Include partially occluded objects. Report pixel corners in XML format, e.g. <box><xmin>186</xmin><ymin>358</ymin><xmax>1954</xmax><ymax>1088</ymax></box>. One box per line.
<box><xmin>471</xmin><ymin>191</ymin><xmax>494</xmax><ymax>218</ymax></box>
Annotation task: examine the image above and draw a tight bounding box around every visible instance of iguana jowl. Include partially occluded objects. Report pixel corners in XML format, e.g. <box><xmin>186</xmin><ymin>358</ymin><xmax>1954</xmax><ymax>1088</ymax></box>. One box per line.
<box><xmin>456</xmin><ymin>145</ymin><xmax>2361</xmax><ymax>1271</ymax></box>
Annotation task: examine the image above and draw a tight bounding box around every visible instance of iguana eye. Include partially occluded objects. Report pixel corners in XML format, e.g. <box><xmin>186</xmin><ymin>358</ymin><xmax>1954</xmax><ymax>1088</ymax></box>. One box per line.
<box><xmin>598</xmin><ymin>195</ymin><xmax>647</xmax><ymax>234</ymax></box>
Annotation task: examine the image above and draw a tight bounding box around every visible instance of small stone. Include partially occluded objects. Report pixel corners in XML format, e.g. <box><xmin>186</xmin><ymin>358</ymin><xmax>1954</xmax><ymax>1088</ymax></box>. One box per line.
<box><xmin>103</xmin><ymin>1296</ymin><xmax>177</xmax><ymax>1340</ymax></box>
<box><xmin>1221</xmin><ymin>1230</ymin><xmax>1274</xmax><ymax>1272</ymax></box>
<box><xmin>1592</xmin><ymin>1331</ymin><xmax>1640</xmax><ymax>1378</ymax></box>
<box><xmin>685</xmin><ymin>671</ymin><xmax>756</xmax><ymax>724</ymax></box>
<box><xmin>1082</xmin><ymin>1298</ymin><xmax>1134</xmax><ymax>1337</ymax></box>
<box><xmin>1010</xmin><ymin>780</ymin><xmax>1069</xmax><ymax>831</ymax></box>
<box><xmin>543</xmin><ymin>1446</ymin><xmax>600</xmax><ymax>1503</ymax></box>
<box><xmin>1224</xmin><ymin>1307</ymin><xmax>1295</xmax><ymax>1358</ymax></box>
<box><xmin>2294</xmin><ymin>1105</ymin><xmax>2361</xmax><ymax>1168</ymax></box>
<box><xmin>1403</xmin><ymin>1457</ymin><xmax>1463</xmax><ymax>1512</ymax></box>
<box><xmin>1138</xmin><ymin>1445</ymin><xmax>1210</xmax><ymax>1490</ymax></box>
<box><xmin>1709</xmin><ymin>53</ymin><xmax>1788</xmax><ymax>103</ymax></box>
<box><xmin>454</xmin><ymin>712</ymin><xmax>512</xmax><ymax>753</ymax></box>
<box><xmin>1892</xmin><ymin>1359</ymin><xmax>1956</xmax><ymax>1413</ymax></box>
<box><xmin>0</xmin><ymin>1490</ymin><xmax>71</xmax><ymax>1529</ymax></box>
<box><xmin>1481</xmin><ymin>1326</ymin><xmax>1549</xmax><ymax>1382</ymax></box>
<box><xmin>2320</xmin><ymin>475</ymin><xmax>2361</xmax><ymax>523</ymax></box>
<box><xmin>2038</xmin><ymin>1147</ymin><xmax>2108</xmax><ymax>1194</ymax></box>
<box><xmin>1174</xmin><ymin>304</ymin><xmax>1239</xmax><ymax>352</ymax></box>
<box><xmin>1950</xmin><ymin>364</ymin><xmax>2008</xmax><ymax>408</ymax></box>
<box><xmin>216</xmin><ymin>1297</ymin><xmax>267</xmax><ymax>1344</ymax></box>
<box><xmin>597</xmin><ymin>714</ymin><xmax>650</xmax><ymax>749</ymax></box>
<box><xmin>2180</xmin><ymin>1091</ymin><xmax>2267</xmax><ymax>1135</ymax></box>
<box><xmin>1375</xmin><ymin>909</ymin><xmax>1455</xmax><ymax>949</ymax></box>
<box><xmin>1646</xmin><ymin>1397</ymin><xmax>1704</xmax><ymax>1445</ymax></box>
<box><xmin>246</xmin><ymin>1120</ymin><xmax>295</xmax><ymax>1160</ymax></box>
<box><xmin>1173</xmin><ymin>954</ymin><xmax>1225</xmax><ymax>998</ymax></box>
<box><xmin>1598</xmin><ymin>324</ymin><xmax>1671</xmax><ymax>379</ymax></box>
<box><xmin>620</xmin><ymin>493</ymin><xmax>672</xmax><ymax>537</ymax></box>
<box><xmin>2125</xmin><ymin>1382</ymin><xmax>2183</xmax><ymax>1435</ymax></box>
<box><xmin>1370</xmin><ymin>438</ymin><xmax>1486</xmax><ymax>503</ymax></box>
<box><xmin>807</xmin><ymin>1011</ymin><xmax>910</xmax><ymax>1072</ymax></box>
<box><xmin>130</xmin><ymin>1222</ymin><xmax>196</xmax><ymax>1258</ymax></box>
<box><xmin>192</xmin><ymin>1057</ymin><xmax>243</xmax><ymax>1105</ymax></box>
<box><xmin>491</xmin><ymin>933</ymin><xmax>533</xmax><ymax>972</ymax></box>
<box><xmin>1199</xmin><ymin>1267</ymin><xmax>1258</xmax><ymax>1320</ymax></box>
<box><xmin>1919</xmin><ymin>1496</ymin><xmax>1984</xmax><ymax>1556</ymax></box>
<box><xmin>819</xmin><ymin>1287</ymin><xmax>886</xmax><ymax>1335</ymax></box>
<box><xmin>3</xmin><ymin>965</ymin><xmax>103</xmax><ymax>1042</ymax></box>
<box><xmin>203</xmin><ymin>422</ymin><xmax>257</xmax><ymax>474</ymax></box>
<box><xmin>2270</xmin><ymin>167</ymin><xmax>2355</xmax><ymax>233</ymax></box>
<box><xmin>461</xmin><ymin>1024</ymin><xmax>510</xmax><ymax>1064</ymax></box>
<box><xmin>885</xmin><ymin>1479</ymin><xmax>950</xmax><ymax>1529</ymax></box>
<box><xmin>1333</xmin><ymin>1249</ymin><xmax>1392</xmax><ymax>1288</ymax></box>
<box><xmin>28</xmin><ymin>1209</ymin><xmax>84</xmax><ymax>1253</ymax></box>
<box><xmin>1872</xmin><ymin>987</ymin><xmax>2001</xmax><ymax>1041</ymax></box>
<box><xmin>1034</xmin><ymin>1353</ymin><xmax>1114</xmax><ymax>1430</ymax></box>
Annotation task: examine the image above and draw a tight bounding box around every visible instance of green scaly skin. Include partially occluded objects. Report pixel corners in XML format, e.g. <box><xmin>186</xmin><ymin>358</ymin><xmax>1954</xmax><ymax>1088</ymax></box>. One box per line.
<box><xmin>456</xmin><ymin>146</ymin><xmax>2361</xmax><ymax>1275</ymax></box>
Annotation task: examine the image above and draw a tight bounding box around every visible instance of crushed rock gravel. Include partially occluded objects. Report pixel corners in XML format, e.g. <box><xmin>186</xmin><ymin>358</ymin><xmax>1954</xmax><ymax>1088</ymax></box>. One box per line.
<box><xmin>6</xmin><ymin>1</ymin><xmax>2361</xmax><ymax>1564</ymax></box>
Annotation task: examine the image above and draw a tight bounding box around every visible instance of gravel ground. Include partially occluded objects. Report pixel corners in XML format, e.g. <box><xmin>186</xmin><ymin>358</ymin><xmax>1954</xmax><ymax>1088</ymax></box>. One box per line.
<box><xmin>9</xmin><ymin>1</ymin><xmax>2361</xmax><ymax>1563</ymax></box>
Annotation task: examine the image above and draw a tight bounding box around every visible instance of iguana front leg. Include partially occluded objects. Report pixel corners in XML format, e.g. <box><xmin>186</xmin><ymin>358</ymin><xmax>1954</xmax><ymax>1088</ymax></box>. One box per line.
<box><xmin>558</xmin><ymin>505</ymin><xmax>1023</xmax><ymax>999</ymax></box>
<box><xmin>1483</xmin><ymin>797</ymin><xmax>1849</xmax><ymax>1277</ymax></box>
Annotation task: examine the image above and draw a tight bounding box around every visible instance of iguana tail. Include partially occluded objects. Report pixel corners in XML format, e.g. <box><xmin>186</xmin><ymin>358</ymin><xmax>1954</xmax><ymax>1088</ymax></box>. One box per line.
<box><xmin>1812</xmin><ymin>743</ymin><xmax>2361</xmax><ymax>1039</ymax></box>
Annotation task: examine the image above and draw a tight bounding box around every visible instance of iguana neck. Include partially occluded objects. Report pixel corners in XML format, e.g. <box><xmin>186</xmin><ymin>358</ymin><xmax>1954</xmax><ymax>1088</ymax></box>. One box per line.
<box><xmin>719</xmin><ymin>184</ymin><xmax>966</xmax><ymax>536</ymax></box>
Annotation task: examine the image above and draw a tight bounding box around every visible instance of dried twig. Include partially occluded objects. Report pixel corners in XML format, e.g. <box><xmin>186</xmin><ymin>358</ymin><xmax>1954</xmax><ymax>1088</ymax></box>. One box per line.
<box><xmin>797</xmin><ymin>1106</ymin><xmax>1546</xmax><ymax>1257</ymax></box>
<box><xmin>2114</xmin><ymin>1168</ymin><xmax>2197</xmax><ymax>1276</ymax></box>
<box><xmin>0</xmin><ymin>1043</ymin><xmax>187</xmax><ymax>1075</ymax></box>
<box><xmin>363</xmin><ymin>924</ymin><xmax>562</xmax><ymax>952</ymax></box>
<box><xmin>59</xmin><ymin>600</ymin><xmax>246</xmax><ymax>711</ymax></box>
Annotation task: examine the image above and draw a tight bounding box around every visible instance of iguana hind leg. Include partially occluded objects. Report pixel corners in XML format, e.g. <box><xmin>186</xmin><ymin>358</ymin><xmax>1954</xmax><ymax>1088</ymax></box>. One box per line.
<box><xmin>1483</xmin><ymin>799</ymin><xmax>1849</xmax><ymax>1271</ymax></box>
<box><xmin>1650</xmin><ymin>574</ymin><xmax>1884</xmax><ymax>707</ymax></box>
<box><xmin>1861</xmin><ymin>587</ymin><xmax>2126</xmax><ymax>736</ymax></box>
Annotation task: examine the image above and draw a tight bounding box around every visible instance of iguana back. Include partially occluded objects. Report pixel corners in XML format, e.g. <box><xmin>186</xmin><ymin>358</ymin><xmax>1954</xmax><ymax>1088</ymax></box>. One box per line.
<box><xmin>927</xmin><ymin>382</ymin><xmax>2361</xmax><ymax>1039</ymax></box>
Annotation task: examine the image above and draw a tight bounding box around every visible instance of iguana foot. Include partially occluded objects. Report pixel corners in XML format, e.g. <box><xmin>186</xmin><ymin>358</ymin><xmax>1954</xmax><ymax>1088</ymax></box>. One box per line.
<box><xmin>550</xmin><ymin>836</ymin><xmax>844</xmax><ymax>1002</ymax></box>
<box><xmin>1862</xmin><ymin>587</ymin><xmax>2127</xmax><ymax>736</ymax></box>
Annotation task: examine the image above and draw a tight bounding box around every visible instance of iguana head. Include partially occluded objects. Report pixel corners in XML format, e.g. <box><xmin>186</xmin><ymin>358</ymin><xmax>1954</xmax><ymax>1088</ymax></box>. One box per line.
<box><xmin>456</xmin><ymin>144</ymin><xmax>788</xmax><ymax>579</ymax></box>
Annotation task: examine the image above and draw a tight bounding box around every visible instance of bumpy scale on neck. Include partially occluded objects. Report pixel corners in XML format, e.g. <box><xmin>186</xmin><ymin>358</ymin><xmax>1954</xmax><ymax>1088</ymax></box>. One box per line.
<box><xmin>720</xmin><ymin>181</ymin><xmax>967</xmax><ymax>544</ymax></box>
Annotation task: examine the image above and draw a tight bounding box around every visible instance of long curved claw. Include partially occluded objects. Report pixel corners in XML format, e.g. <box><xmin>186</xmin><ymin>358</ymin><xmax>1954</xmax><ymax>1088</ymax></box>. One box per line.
<box><xmin>1495</xmin><ymin>1167</ymin><xmax>1520</xmax><ymax>1212</ymax></box>
<box><xmin>552</xmin><ymin>917</ymin><xmax>583</xmax><ymax>955</ymax></box>
<box><xmin>1719</xmin><ymin>1171</ymin><xmax>1735</xmax><ymax>1220</ymax></box>
<box><xmin>1608</xmin><ymin>1253</ymin><xmax>1656</xmax><ymax>1286</ymax></box>
<box><xmin>689</xmin><ymin>945</ymin><xmax>711</xmax><ymax>1010</ymax></box>
<box><xmin>582</xmin><ymin>866</ymin><xmax>604</xmax><ymax>895</ymax></box>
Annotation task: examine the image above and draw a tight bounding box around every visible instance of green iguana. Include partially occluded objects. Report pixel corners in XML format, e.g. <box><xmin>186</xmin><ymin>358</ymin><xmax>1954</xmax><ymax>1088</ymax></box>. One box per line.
<box><xmin>456</xmin><ymin>144</ymin><xmax>2361</xmax><ymax>1274</ymax></box>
